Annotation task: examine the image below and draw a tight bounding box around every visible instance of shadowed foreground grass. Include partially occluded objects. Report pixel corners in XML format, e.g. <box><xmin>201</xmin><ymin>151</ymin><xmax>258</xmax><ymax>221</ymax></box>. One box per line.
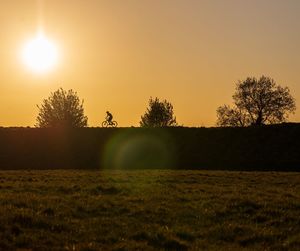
<box><xmin>0</xmin><ymin>170</ymin><xmax>300</xmax><ymax>250</ymax></box>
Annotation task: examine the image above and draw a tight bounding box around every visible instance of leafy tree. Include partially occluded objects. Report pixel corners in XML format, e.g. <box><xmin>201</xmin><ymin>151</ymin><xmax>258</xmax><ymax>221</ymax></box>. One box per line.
<box><xmin>217</xmin><ymin>76</ymin><xmax>296</xmax><ymax>126</ymax></box>
<box><xmin>36</xmin><ymin>88</ymin><xmax>88</xmax><ymax>128</ymax></box>
<box><xmin>140</xmin><ymin>97</ymin><xmax>177</xmax><ymax>127</ymax></box>
<box><xmin>216</xmin><ymin>105</ymin><xmax>249</xmax><ymax>127</ymax></box>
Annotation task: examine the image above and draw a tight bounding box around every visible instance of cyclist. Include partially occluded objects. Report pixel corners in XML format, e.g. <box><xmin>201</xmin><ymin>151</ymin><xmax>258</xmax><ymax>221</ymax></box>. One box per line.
<box><xmin>106</xmin><ymin>111</ymin><xmax>113</xmax><ymax>125</ymax></box>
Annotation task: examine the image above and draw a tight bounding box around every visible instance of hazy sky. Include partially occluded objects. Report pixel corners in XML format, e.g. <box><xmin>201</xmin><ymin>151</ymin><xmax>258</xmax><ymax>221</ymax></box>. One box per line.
<box><xmin>0</xmin><ymin>0</ymin><xmax>299</xmax><ymax>127</ymax></box>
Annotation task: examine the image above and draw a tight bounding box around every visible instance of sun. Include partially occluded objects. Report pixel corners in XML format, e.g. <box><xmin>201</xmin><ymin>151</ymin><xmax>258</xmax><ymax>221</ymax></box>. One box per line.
<box><xmin>22</xmin><ymin>34</ymin><xmax>59</xmax><ymax>73</ymax></box>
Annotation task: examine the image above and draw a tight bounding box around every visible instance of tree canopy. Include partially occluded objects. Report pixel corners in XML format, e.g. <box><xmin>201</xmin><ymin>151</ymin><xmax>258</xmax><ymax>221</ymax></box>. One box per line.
<box><xmin>140</xmin><ymin>97</ymin><xmax>177</xmax><ymax>127</ymax></box>
<box><xmin>36</xmin><ymin>88</ymin><xmax>88</xmax><ymax>128</ymax></box>
<box><xmin>217</xmin><ymin>76</ymin><xmax>296</xmax><ymax>127</ymax></box>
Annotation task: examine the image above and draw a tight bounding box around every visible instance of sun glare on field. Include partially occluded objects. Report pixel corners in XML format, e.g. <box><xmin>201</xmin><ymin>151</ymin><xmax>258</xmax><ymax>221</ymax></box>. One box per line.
<box><xmin>22</xmin><ymin>34</ymin><xmax>58</xmax><ymax>73</ymax></box>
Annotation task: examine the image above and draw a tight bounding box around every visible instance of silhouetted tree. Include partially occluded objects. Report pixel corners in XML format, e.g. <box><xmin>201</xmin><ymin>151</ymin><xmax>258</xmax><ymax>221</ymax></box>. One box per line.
<box><xmin>140</xmin><ymin>97</ymin><xmax>177</xmax><ymax>127</ymax></box>
<box><xmin>217</xmin><ymin>76</ymin><xmax>296</xmax><ymax>126</ymax></box>
<box><xmin>216</xmin><ymin>105</ymin><xmax>248</xmax><ymax>127</ymax></box>
<box><xmin>36</xmin><ymin>88</ymin><xmax>88</xmax><ymax>128</ymax></box>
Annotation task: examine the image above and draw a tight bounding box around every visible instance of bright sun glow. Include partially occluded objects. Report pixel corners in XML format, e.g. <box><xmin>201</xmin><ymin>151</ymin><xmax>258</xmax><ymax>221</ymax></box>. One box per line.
<box><xmin>22</xmin><ymin>34</ymin><xmax>58</xmax><ymax>73</ymax></box>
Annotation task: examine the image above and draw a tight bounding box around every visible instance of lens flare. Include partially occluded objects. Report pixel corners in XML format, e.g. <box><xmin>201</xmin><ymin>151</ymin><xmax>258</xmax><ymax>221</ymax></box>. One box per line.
<box><xmin>102</xmin><ymin>129</ymin><xmax>176</xmax><ymax>169</ymax></box>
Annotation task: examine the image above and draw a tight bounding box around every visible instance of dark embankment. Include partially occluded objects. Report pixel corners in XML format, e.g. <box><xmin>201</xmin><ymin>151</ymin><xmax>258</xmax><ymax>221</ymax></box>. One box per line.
<box><xmin>0</xmin><ymin>124</ymin><xmax>299</xmax><ymax>171</ymax></box>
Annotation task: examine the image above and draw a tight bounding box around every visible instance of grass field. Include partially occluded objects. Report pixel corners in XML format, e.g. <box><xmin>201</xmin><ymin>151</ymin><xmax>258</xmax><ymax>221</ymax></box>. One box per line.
<box><xmin>0</xmin><ymin>170</ymin><xmax>300</xmax><ymax>250</ymax></box>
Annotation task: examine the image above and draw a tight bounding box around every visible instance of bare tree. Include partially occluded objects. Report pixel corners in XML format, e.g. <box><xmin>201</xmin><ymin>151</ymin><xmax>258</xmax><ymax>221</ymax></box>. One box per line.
<box><xmin>36</xmin><ymin>88</ymin><xmax>88</xmax><ymax>128</ymax></box>
<box><xmin>140</xmin><ymin>97</ymin><xmax>177</xmax><ymax>127</ymax></box>
<box><xmin>217</xmin><ymin>76</ymin><xmax>296</xmax><ymax>126</ymax></box>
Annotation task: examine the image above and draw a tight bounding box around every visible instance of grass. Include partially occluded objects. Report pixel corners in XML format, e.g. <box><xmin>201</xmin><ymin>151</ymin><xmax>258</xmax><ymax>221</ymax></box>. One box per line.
<box><xmin>0</xmin><ymin>170</ymin><xmax>300</xmax><ymax>250</ymax></box>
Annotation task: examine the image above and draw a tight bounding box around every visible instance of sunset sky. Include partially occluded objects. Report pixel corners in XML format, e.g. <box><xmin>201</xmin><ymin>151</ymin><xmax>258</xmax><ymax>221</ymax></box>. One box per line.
<box><xmin>0</xmin><ymin>0</ymin><xmax>299</xmax><ymax>127</ymax></box>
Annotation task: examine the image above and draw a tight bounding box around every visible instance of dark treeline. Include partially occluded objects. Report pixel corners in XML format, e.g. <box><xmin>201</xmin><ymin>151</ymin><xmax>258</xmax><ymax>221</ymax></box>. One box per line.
<box><xmin>0</xmin><ymin>124</ymin><xmax>299</xmax><ymax>171</ymax></box>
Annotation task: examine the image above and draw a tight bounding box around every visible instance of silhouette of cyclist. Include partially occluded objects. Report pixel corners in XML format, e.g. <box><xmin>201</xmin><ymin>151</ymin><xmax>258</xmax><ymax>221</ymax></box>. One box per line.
<box><xmin>106</xmin><ymin>111</ymin><xmax>113</xmax><ymax>124</ymax></box>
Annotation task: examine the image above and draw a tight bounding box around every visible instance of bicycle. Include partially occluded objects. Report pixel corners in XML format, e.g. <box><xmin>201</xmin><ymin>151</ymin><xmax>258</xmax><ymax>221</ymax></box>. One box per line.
<box><xmin>102</xmin><ymin>120</ymin><xmax>118</xmax><ymax>127</ymax></box>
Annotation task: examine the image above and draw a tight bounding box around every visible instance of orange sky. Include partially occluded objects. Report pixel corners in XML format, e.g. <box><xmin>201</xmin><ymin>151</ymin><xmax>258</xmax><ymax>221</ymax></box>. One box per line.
<box><xmin>0</xmin><ymin>0</ymin><xmax>299</xmax><ymax>127</ymax></box>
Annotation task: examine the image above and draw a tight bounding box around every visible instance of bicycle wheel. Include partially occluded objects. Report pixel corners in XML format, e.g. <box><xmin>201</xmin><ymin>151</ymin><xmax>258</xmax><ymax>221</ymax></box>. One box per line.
<box><xmin>111</xmin><ymin>121</ymin><xmax>118</xmax><ymax>127</ymax></box>
<box><xmin>102</xmin><ymin>121</ymin><xmax>108</xmax><ymax>127</ymax></box>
